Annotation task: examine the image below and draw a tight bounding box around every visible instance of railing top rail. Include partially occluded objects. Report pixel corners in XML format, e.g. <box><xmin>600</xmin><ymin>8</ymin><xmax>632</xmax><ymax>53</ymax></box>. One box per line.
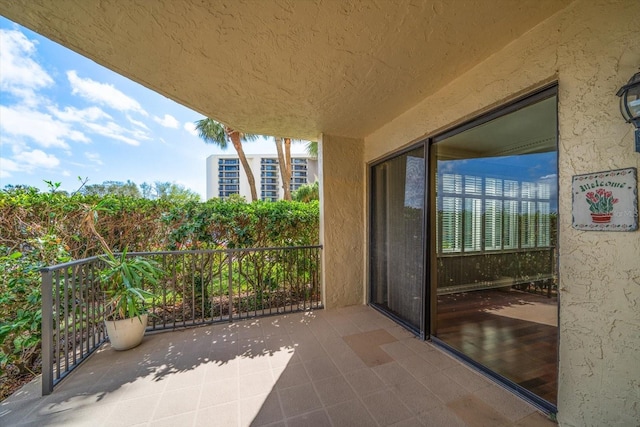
<box><xmin>41</xmin><ymin>245</ymin><xmax>323</xmax><ymax>273</ymax></box>
<box><xmin>40</xmin><ymin>255</ymin><xmax>103</xmax><ymax>273</ymax></box>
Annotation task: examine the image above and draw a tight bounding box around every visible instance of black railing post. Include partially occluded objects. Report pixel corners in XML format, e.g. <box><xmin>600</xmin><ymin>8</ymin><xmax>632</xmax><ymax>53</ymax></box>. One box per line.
<box><xmin>227</xmin><ymin>250</ymin><xmax>233</xmax><ymax>323</ymax></box>
<box><xmin>41</xmin><ymin>268</ymin><xmax>54</xmax><ymax>396</ymax></box>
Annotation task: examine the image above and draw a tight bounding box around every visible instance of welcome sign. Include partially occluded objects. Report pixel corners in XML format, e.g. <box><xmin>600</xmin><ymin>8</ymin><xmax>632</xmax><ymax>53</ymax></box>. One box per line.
<box><xmin>572</xmin><ymin>167</ymin><xmax>638</xmax><ymax>231</ymax></box>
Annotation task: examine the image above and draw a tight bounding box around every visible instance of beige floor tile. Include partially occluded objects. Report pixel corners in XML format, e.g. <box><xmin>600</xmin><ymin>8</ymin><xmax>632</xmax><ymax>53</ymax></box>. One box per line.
<box><xmin>361</xmin><ymin>389</ymin><xmax>413</xmax><ymax>426</ymax></box>
<box><xmin>240</xmin><ymin>392</ymin><xmax>283</xmax><ymax>426</ymax></box>
<box><xmin>151</xmin><ymin>410</ymin><xmax>196</xmax><ymax>427</ymax></box>
<box><xmin>199</xmin><ymin>378</ymin><xmax>239</xmax><ymax>409</ymax></box>
<box><xmin>273</xmin><ymin>362</ymin><xmax>311</xmax><ymax>390</ymax></box>
<box><xmin>417</xmin><ymin>404</ymin><xmax>467</xmax><ymax>427</ymax></box>
<box><xmin>396</xmin><ymin>354</ymin><xmax>435</xmax><ymax>379</ymax></box>
<box><xmin>344</xmin><ymin>368</ymin><xmax>387</xmax><ymax>396</ymax></box>
<box><xmin>162</xmin><ymin>366</ymin><xmax>206</xmax><ymax>391</ymax></box>
<box><xmin>291</xmin><ymin>338</ymin><xmax>328</xmax><ymax>361</ymax></box>
<box><xmin>373</xmin><ymin>361</ymin><xmax>416</xmax><ymax>386</ymax></box>
<box><xmin>238</xmin><ymin>370</ymin><xmax>276</xmax><ymax>398</ymax></box>
<box><xmin>392</xmin><ymin>378</ymin><xmax>441</xmax><ymax>415</ymax></box>
<box><xmin>418</xmin><ymin>347</ymin><xmax>458</xmax><ymax>369</ymax></box>
<box><xmin>514</xmin><ymin>411</ymin><xmax>558</xmax><ymax>426</ymax></box>
<box><xmin>108</xmin><ymin>394</ymin><xmax>160</xmax><ymax>426</ymax></box>
<box><xmin>343</xmin><ymin>329</ymin><xmax>398</xmax><ymax>367</ymax></box>
<box><xmin>152</xmin><ymin>385</ymin><xmax>201</xmax><ymax>420</ymax></box>
<box><xmin>442</xmin><ymin>364</ymin><xmax>492</xmax><ymax>393</ymax></box>
<box><xmin>203</xmin><ymin>358</ymin><xmax>240</xmax><ymax>383</ymax></box>
<box><xmin>313</xmin><ymin>375</ymin><xmax>358</xmax><ymax>407</ymax></box>
<box><xmin>5</xmin><ymin>306</ymin><xmax>555</xmax><ymax>427</ymax></box>
<box><xmin>474</xmin><ymin>384</ymin><xmax>537</xmax><ymax>422</ymax></box>
<box><xmin>266</xmin><ymin>346</ymin><xmax>299</xmax><ymax>369</ymax></box>
<box><xmin>447</xmin><ymin>395</ymin><xmax>511</xmax><ymax>427</ymax></box>
<box><xmin>194</xmin><ymin>401</ymin><xmax>239</xmax><ymax>427</ymax></box>
<box><xmin>328</xmin><ymin>349</ymin><xmax>368</xmax><ymax>374</ymax></box>
<box><xmin>326</xmin><ymin>399</ymin><xmax>377</xmax><ymax>427</ymax></box>
<box><xmin>237</xmin><ymin>352</ymin><xmax>273</xmax><ymax>375</ymax></box>
<box><xmin>303</xmin><ymin>356</ymin><xmax>340</xmax><ymax>381</ymax></box>
<box><xmin>286</xmin><ymin>409</ymin><xmax>332</xmax><ymax>427</ymax></box>
<box><xmin>419</xmin><ymin>370</ymin><xmax>468</xmax><ymax>404</ymax></box>
<box><xmin>390</xmin><ymin>417</ymin><xmax>424</xmax><ymax>427</ymax></box>
<box><xmin>277</xmin><ymin>383</ymin><xmax>322</xmax><ymax>418</ymax></box>
<box><xmin>380</xmin><ymin>340</ymin><xmax>417</xmax><ymax>360</ymax></box>
<box><xmin>318</xmin><ymin>335</ymin><xmax>351</xmax><ymax>354</ymax></box>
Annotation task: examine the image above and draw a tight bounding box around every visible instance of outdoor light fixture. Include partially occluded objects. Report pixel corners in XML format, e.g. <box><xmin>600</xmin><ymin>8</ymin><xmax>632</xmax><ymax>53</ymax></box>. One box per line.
<box><xmin>616</xmin><ymin>70</ymin><xmax>640</xmax><ymax>153</ymax></box>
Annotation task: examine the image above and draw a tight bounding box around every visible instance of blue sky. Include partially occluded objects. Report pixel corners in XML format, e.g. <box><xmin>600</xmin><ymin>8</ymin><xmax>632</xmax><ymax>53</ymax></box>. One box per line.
<box><xmin>0</xmin><ymin>17</ymin><xmax>304</xmax><ymax>199</ymax></box>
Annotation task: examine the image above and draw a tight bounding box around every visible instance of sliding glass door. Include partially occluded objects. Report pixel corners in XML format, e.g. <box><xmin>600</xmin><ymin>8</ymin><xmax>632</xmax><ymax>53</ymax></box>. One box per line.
<box><xmin>368</xmin><ymin>86</ymin><xmax>559</xmax><ymax>408</ymax></box>
<box><xmin>370</xmin><ymin>146</ymin><xmax>426</xmax><ymax>334</ymax></box>
<box><xmin>432</xmin><ymin>91</ymin><xmax>559</xmax><ymax>406</ymax></box>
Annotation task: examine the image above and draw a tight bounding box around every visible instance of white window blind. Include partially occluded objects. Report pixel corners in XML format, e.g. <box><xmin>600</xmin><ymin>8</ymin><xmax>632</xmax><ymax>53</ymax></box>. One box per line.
<box><xmin>538</xmin><ymin>202</ymin><xmax>550</xmax><ymax>246</ymax></box>
<box><xmin>437</xmin><ymin>172</ymin><xmax>552</xmax><ymax>253</ymax></box>
<box><xmin>521</xmin><ymin>201</ymin><xmax>536</xmax><ymax>248</ymax></box>
<box><xmin>485</xmin><ymin>199</ymin><xmax>502</xmax><ymax>250</ymax></box>
<box><xmin>464</xmin><ymin>198</ymin><xmax>482</xmax><ymax>251</ymax></box>
<box><xmin>442</xmin><ymin>197</ymin><xmax>462</xmax><ymax>252</ymax></box>
<box><xmin>504</xmin><ymin>200</ymin><xmax>519</xmax><ymax>249</ymax></box>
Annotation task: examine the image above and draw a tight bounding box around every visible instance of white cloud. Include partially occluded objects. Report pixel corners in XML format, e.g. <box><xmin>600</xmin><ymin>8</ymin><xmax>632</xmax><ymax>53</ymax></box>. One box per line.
<box><xmin>84</xmin><ymin>152</ymin><xmax>103</xmax><ymax>165</ymax></box>
<box><xmin>1</xmin><ymin>146</ymin><xmax>61</xmax><ymax>176</ymax></box>
<box><xmin>0</xmin><ymin>158</ymin><xmax>20</xmax><ymax>178</ymax></box>
<box><xmin>127</xmin><ymin>115</ymin><xmax>150</xmax><ymax>130</ymax></box>
<box><xmin>154</xmin><ymin>114</ymin><xmax>179</xmax><ymax>129</ymax></box>
<box><xmin>184</xmin><ymin>121</ymin><xmax>198</xmax><ymax>137</ymax></box>
<box><xmin>0</xmin><ymin>105</ymin><xmax>89</xmax><ymax>149</ymax></box>
<box><xmin>50</xmin><ymin>105</ymin><xmax>112</xmax><ymax>123</ymax></box>
<box><xmin>21</xmin><ymin>149</ymin><xmax>60</xmax><ymax>169</ymax></box>
<box><xmin>0</xmin><ymin>28</ymin><xmax>53</xmax><ymax>104</ymax></box>
<box><xmin>539</xmin><ymin>174</ymin><xmax>557</xmax><ymax>180</ymax></box>
<box><xmin>67</xmin><ymin>70</ymin><xmax>147</xmax><ymax>115</ymax></box>
<box><xmin>84</xmin><ymin>121</ymin><xmax>141</xmax><ymax>146</ymax></box>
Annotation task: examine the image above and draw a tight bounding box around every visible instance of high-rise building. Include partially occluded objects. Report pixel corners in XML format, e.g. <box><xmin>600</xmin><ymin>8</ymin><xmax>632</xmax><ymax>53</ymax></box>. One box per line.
<box><xmin>206</xmin><ymin>154</ymin><xmax>318</xmax><ymax>201</ymax></box>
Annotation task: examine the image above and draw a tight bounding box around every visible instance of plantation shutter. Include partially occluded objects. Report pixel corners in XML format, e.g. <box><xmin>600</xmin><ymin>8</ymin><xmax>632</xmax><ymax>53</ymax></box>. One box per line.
<box><xmin>441</xmin><ymin>174</ymin><xmax>463</xmax><ymax>253</ymax></box>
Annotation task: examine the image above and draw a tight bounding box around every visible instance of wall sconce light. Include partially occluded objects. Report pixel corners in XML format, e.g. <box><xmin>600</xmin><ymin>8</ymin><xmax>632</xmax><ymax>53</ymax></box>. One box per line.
<box><xmin>616</xmin><ymin>70</ymin><xmax>640</xmax><ymax>153</ymax></box>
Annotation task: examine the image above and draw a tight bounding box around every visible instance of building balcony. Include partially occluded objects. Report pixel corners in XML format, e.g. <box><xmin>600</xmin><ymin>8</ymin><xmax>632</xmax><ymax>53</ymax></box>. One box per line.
<box><xmin>1</xmin><ymin>306</ymin><xmax>553</xmax><ymax>427</ymax></box>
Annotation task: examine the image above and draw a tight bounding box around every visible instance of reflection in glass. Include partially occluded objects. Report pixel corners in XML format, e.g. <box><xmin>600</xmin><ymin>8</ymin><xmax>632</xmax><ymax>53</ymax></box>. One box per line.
<box><xmin>434</xmin><ymin>96</ymin><xmax>559</xmax><ymax>404</ymax></box>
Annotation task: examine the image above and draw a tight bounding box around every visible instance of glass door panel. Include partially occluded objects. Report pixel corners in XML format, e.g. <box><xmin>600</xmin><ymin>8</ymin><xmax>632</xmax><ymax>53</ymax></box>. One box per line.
<box><xmin>370</xmin><ymin>146</ymin><xmax>425</xmax><ymax>333</ymax></box>
<box><xmin>433</xmin><ymin>94</ymin><xmax>559</xmax><ymax>405</ymax></box>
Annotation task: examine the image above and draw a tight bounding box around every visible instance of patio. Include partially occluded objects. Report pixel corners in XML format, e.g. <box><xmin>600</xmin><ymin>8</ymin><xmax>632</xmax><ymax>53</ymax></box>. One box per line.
<box><xmin>1</xmin><ymin>306</ymin><xmax>554</xmax><ymax>427</ymax></box>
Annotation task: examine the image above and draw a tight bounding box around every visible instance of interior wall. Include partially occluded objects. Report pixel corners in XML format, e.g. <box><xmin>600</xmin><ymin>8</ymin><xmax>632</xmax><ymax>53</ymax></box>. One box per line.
<box><xmin>364</xmin><ymin>1</ymin><xmax>640</xmax><ymax>425</ymax></box>
<box><xmin>319</xmin><ymin>134</ymin><xmax>365</xmax><ymax>308</ymax></box>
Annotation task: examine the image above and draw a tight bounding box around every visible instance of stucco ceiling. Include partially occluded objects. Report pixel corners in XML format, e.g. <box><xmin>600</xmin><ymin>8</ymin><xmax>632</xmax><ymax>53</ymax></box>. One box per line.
<box><xmin>0</xmin><ymin>0</ymin><xmax>572</xmax><ymax>140</ymax></box>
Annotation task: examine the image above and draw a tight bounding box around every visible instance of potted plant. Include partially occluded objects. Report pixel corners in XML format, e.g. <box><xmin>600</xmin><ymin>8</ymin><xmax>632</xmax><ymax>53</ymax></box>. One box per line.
<box><xmin>81</xmin><ymin>202</ymin><xmax>163</xmax><ymax>350</ymax></box>
<box><xmin>100</xmin><ymin>247</ymin><xmax>163</xmax><ymax>350</ymax></box>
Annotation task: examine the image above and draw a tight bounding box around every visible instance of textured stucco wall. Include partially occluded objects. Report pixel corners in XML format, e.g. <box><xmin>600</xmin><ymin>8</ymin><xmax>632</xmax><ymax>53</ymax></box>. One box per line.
<box><xmin>365</xmin><ymin>1</ymin><xmax>640</xmax><ymax>426</ymax></box>
<box><xmin>319</xmin><ymin>134</ymin><xmax>365</xmax><ymax>308</ymax></box>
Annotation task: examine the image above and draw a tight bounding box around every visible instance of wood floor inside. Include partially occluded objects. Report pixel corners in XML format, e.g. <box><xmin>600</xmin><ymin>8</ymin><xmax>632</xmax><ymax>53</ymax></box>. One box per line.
<box><xmin>436</xmin><ymin>288</ymin><xmax>558</xmax><ymax>404</ymax></box>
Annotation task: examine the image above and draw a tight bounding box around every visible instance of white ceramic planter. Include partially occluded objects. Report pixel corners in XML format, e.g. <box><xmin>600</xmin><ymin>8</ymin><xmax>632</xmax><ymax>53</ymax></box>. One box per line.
<box><xmin>105</xmin><ymin>314</ymin><xmax>148</xmax><ymax>351</ymax></box>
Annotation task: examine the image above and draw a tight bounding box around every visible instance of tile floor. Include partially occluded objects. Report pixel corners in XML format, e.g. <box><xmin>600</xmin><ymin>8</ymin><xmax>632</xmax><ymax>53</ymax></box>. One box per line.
<box><xmin>0</xmin><ymin>305</ymin><xmax>557</xmax><ymax>426</ymax></box>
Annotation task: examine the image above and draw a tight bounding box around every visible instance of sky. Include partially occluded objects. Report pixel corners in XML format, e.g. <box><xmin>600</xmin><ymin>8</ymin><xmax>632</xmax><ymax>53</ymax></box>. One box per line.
<box><xmin>0</xmin><ymin>17</ymin><xmax>306</xmax><ymax>200</ymax></box>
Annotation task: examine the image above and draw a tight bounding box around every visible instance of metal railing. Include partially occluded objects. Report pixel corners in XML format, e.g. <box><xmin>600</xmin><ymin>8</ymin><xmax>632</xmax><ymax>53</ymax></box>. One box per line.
<box><xmin>40</xmin><ymin>245</ymin><xmax>322</xmax><ymax>394</ymax></box>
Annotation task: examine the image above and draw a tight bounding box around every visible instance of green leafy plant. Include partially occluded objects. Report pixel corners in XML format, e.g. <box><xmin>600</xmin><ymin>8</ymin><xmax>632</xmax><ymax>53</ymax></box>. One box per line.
<box><xmin>83</xmin><ymin>202</ymin><xmax>163</xmax><ymax>321</ymax></box>
<box><xmin>100</xmin><ymin>248</ymin><xmax>163</xmax><ymax>320</ymax></box>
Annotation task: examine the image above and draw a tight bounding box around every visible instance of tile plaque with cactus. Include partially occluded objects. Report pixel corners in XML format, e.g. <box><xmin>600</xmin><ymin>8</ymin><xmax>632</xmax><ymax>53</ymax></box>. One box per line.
<box><xmin>572</xmin><ymin>167</ymin><xmax>638</xmax><ymax>231</ymax></box>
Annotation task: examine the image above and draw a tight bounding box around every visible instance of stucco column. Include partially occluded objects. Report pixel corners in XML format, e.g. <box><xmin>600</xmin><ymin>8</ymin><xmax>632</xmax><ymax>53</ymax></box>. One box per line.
<box><xmin>318</xmin><ymin>134</ymin><xmax>365</xmax><ymax>308</ymax></box>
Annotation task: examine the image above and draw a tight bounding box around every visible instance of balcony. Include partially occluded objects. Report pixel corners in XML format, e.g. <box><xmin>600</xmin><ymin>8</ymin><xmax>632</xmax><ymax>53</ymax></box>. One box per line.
<box><xmin>0</xmin><ymin>246</ymin><xmax>555</xmax><ymax>426</ymax></box>
<box><xmin>0</xmin><ymin>306</ymin><xmax>554</xmax><ymax>426</ymax></box>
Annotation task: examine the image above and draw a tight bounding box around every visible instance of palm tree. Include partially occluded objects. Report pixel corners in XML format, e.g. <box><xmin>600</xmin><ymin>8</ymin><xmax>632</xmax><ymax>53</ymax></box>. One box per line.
<box><xmin>274</xmin><ymin>137</ymin><xmax>291</xmax><ymax>200</ymax></box>
<box><xmin>306</xmin><ymin>141</ymin><xmax>318</xmax><ymax>159</ymax></box>
<box><xmin>275</xmin><ymin>138</ymin><xmax>317</xmax><ymax>201</ymax></box>
<box><xmin>195</xmin><ymin>118</ymin><xmax>259</xmax><ymax>201</ymax></box>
